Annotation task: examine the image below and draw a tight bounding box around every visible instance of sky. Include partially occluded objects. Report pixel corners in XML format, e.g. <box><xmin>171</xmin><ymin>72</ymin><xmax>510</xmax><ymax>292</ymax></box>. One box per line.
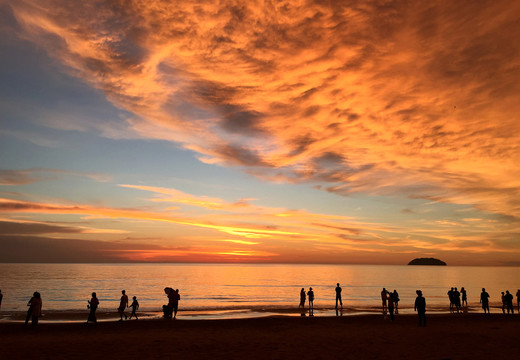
<box><xmin>1</xmin><ymin>0</ymin><xmax>519</xmax><ymax>265</ymax></box>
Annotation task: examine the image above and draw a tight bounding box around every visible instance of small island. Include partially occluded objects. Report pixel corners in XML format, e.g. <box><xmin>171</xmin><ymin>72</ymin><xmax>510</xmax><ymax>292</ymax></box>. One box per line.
<box><xmin>408</xmin><ymin>257</ymin><xmax>447</xmax><ymax>266</ymax></box>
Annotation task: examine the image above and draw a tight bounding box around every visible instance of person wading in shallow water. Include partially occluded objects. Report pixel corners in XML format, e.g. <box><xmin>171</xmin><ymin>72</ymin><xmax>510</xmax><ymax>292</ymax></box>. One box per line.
<box><xmin>480</xmin><ymin>288</ymin><xmax>490</xmax><ymax>314</ymax></box>
<box><xmin>299</xmin><ymin>288</ymin><xmax>306</xmax><ymax>308</ymax></box>
<box><xmin>307</xmin><ymin>287</ymin><xmax>315</xmax><ymax>316</ymax></box>
<box><xmin>335</xmin><ymin>283</ymin><xmax>343</xmax><ymax>309</ymax></box>
<box><xmin>118</xmin><ymin>290</ymin><xmax>128</xmax><ymax>321</ymax></box>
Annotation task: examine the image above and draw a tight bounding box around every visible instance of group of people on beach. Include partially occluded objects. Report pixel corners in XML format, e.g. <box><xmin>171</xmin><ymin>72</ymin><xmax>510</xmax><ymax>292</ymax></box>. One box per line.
<box><xmin>381</xmin><ymin>288</ymin><xmax>400</xmax><ymax>322</ymax></box>
<box><xmin>447</xmin><ymin>287</ymin><xmax>467</xmax><ymax>312</ymax></box>
<box><xmin>5</xmin><ymin>285</ymin><xmax>520</xmax><ymax>326</ymax></box>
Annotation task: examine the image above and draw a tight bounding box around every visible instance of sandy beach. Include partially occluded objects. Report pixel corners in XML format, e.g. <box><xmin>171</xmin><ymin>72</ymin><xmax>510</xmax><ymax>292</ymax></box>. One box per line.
<box><xmin>1</xmin><ymin>313</ymin><xmax>520</xmax><ymax>359</ymax></box>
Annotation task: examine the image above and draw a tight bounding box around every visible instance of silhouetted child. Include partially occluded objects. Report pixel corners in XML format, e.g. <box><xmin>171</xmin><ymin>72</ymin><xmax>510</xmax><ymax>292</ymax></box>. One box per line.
<box><xmin>87</xmin><ymin>292</ymin><xmax>99</xmax><ymax>324</ymax></box>
<box><xmin>505</xmin><ymin>290</ymin><xmax>514</xmax><ymax>314</ymax></box>
<box><xmin>129</xmin><ymin>296</ymin><xmax>139</xmax><ymax>320</ymax></box>
<box><xmin>335</xmin><ymin>283</ymin><xmax>342</xmax><ymax>309</ymax></box>
<box><xmin>299</xmin><ymin>288</ymin><xmax>306</xmax><ymax>308</ymax></box>
<box><xmin>307</xmin><ymin>287</ymin><xmax>315</xmax><ymax>316</ymax></box>
<box><xmin>414</xmin><ymin>290</ymin><xmax>426</xmax><ymax>326</ymax></box>
<box><xmin>118</xmin><ymin>289</ymin><xmax>128</xmax><ymax>321</ymax></box>
<box><xmin>480</xmin><ymin>288</ymin><xmax>490</xmax><ymax>313</ymax></box>
<box><xmin>461</xmin><ymin>287</ymin><xmax>467</xmax><ymax>307</ymax></box>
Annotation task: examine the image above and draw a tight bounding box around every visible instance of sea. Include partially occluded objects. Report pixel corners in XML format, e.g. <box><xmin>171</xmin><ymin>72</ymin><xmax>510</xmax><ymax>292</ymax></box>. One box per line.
<box><xmin>1</xmin><ymin>263</ymin><xmax>519</xmax><ymax>320</ymax></box>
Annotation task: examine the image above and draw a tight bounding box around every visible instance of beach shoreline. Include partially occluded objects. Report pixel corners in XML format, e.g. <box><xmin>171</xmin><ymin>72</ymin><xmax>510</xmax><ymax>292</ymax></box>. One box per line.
<box><xmin>1</xmin><ymin>313</ymin><xmax>520</xmax><ymax>359</ymax></box>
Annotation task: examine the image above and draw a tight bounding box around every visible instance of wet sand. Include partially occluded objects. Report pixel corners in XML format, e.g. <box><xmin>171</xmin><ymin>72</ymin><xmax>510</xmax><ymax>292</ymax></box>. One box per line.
<box><xmin>1</xmin><ymin>313</ymin><xmax>520</xmax><ymax>359</ymax></box>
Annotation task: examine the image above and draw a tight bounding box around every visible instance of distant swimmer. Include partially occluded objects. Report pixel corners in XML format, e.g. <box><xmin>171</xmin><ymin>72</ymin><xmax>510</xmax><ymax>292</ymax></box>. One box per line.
<box><xmin>129</xmin><ymin>296</ymin><xmax>139</xmax><ymax>320</ymax></box>
<box><xmin>86</xmin><ymin>292</ymin><xmax>99</xmax><ymax>324</ymax></box>
<box><xmin>307</xmin><ymin>287</ymin><xmax>315</xmax><ymax>316</ymax></box>
<box><xmin>118</xmin><ymin>290</ymin><xmax>128</xmax><ymax>321</ymax></box>
<box><xmin>299</xmin><ymin>288</ymin><xmax>306</xmax><ymax>308</ymax></box>
<box><xmin>335</xmin><ymin>283</ymin><xmax>342</xmax><ymax>309</ymax></box>
<box><xmin>480</xmin><ymin>288</ymin><xmax>490</xmax><ymax>313</ymax></box>
<box><xmin>414</xmin><ymin>290</ymin><xmax>426</xmax><ymax>327</ymax></box>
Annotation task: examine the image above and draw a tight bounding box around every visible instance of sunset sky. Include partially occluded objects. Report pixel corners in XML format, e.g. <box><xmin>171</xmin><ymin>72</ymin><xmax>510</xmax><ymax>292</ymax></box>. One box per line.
<box><xmin>1</xmin><ymin>0</ymin><xmax>519</xmax><ymax>265</ymax></box>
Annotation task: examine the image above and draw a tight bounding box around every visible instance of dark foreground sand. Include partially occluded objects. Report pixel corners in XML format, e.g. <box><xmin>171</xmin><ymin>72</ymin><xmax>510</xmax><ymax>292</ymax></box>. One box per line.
<box><xmin>1</xmin><ymin>314</ymin><xmax>520</xmax><ymax>359</ymax></box>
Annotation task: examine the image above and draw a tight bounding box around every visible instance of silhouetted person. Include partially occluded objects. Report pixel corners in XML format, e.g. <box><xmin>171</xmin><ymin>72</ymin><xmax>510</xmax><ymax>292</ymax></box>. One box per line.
<box><xmin>86</xmin><ymin>292</ymin><xmax>99</xmax><ymax>324</ymax></box>
<box><xmin>118</xmin><ymin>290</ymin><xmax>128</xmax><ymax>321</ymax></box>
<box><xmin>173</xmin><ymin>289</ymin><xmax>180</xmax><ymax>319</ymax></box>
<box><xmin>505</xmin><ymin>290</ymin><xmax>514</xmax><ymax>314</ymax></box>
<box><xmin>516</xmin><ymin>289</ymin><xmax>520</xmax><ymax>312</ymax></box>
<box><xmin>381</xmin><ymin>288</ymin><xmax>388</xmax><ymax>312</ymax></box>
<box><xmin>25</xmin><ymin>292</ymin><xmax>41</xmax><ymax>325</ymax></box>
<box><xmin>501</xmin><ymin>292</ymin><xmax>506</xmax><ymax>313</ymax></box>
<box><xmin>129</xmin><ymin>296</ymin><xmax>139</xmax><ymax>320</ymax></box>
<box><xmin>453</xmin><ymin>287</ymin><xmax>461</xmax><ymax>313</ymax></box>
<box><xmin>480</xmin><ymin>288</ymin><xmax>490</xmax><ymax>313</ymax></box>
<box><xmin>414</xmin><ymin>290</ymin><xmax>426</xmax><ymax>326</ymax></box>
<box><xmin>307</xmin><ymin>287</ymin><xmax>314</xmax><ymax>316</ymax></box>
<box><xmin>0</xmin><ymin>289</ymin><xmax>3</xmax><ymax>312</ymax></box>
<box><xmin>164</xmin><ymin>287</ymin><xmax>175</xmax><ymax>318</ymax></box>
<box><xmin>393</xmin><ymin>290</ymin><xmax>400</xmax><ymax>314</ymax></box>
<box><xmin>335</xmin><ymin>283</ymin><xmax>342</xmax><ymax>309</ymax></box>
<box><xmin>299</xmin><ymin>288</ymin><xmax>306</xmax><ymax>308</ymax></box>
<box><xmin>388</xmin><ymin>292</ymin><xmax>395</xmax><ymax>322</ymax></box>
<box><xmin>461</xmin><ymin>287</ymin><xmax>467</xmax><ymax>307</ymax></box>
<box><xmin>25</xmin><ymin>292</ymin><xmax>42</xmax><ymax>326</ymax></box>
<box><xmin>447</xmin><ymin>287</ymin><xmax>454</xmax><ymax>311</ymax></box>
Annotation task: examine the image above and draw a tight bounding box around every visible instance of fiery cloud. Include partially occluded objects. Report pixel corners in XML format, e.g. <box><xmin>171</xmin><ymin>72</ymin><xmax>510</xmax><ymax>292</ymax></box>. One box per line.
<box><xmin>6</xmin><ymin>0</ymin><xmax>520</xmax><ymax>223</ymax></box>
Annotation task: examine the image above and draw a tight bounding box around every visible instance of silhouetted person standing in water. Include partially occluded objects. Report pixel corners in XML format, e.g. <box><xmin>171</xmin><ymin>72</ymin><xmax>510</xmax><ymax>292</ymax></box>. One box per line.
<box><xmin>129</xmin><ymin>296</ymin><xmax>139</xmax><ymax>320</ymax></box>
<box><xmin>505</xmin><ymin>290</ymin><xmax>514</xmax><ymax>314</ymax></box>
<box><xmin>335</xmin><ymin>283</ymin><xmax>342</xmax><ymax>309</ymax></box>
<box><xmin>414</xmin><ymin>290</ymin><xmax>426</xmax><ymax>326</ymax></box>
<box><xmin>480</xmin><ymin>288</ymin><xmax>490</xmax><ymax>313</ymax></box>
<box><xmin>299</xmin><ymin>288</ymin><xmax>306</xmax><ymax>308</ymax></box>
<box><xmin>461</xmin><ymin>287</ymin><xmax>467</xmax><ymax>307</ymax></box>
<box><xmin>173</xmin><ymin>289</ymin><xmax>180</xmax><ymax>319</ymax></box>
<box><xmin>516</xmin><ymin>289</ymin><xmax>520</xmax><ymax>312</ymax></box>
<box><xmin>86</xmin><ymin>292</ymin><xmax>99</xmax><ymax>324</ymax></box>
<box><xmin>0</xmin><ymin>289</ymin><xmax>3</xmax><ymax>312</ymax></box>
<box><xmin>381</xmin><ymin>288</ymin><xmax>388</xmax><ymax>312</ymax></box>
<box><xmin>447</xmin><ymin>287</ymin><xmax>454</xmax><ymax>312</ymax></box>
<box><xmin>118</xmin><ymin>290</ymin><xmax>128</xmax><ymax>321</ymax></box>
<box><xmin>393</xmin><ymin>290</ymin><xmax>400</xmax><ymax>314</ymax></box>
<box><xmin>501</xmin><ymin>292</ymin><xmax>506</xmax><ymax>313</ymax></box>
<box><xmin>307</xmin><ymin>287</ymin><xmax>314</xmax><ymax>316</ymax></box>
<box><xmin>453</xmin><ymin>287</ymin><xmax>461</xmax><ymax>313</ymax></box>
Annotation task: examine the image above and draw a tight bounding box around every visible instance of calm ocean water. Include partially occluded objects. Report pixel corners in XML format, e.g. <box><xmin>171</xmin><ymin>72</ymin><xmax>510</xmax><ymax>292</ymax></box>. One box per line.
<box><xmin>1</xmin><ymin>264</ymin><xmax>519</xmax><ymax>317</ymax></box>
